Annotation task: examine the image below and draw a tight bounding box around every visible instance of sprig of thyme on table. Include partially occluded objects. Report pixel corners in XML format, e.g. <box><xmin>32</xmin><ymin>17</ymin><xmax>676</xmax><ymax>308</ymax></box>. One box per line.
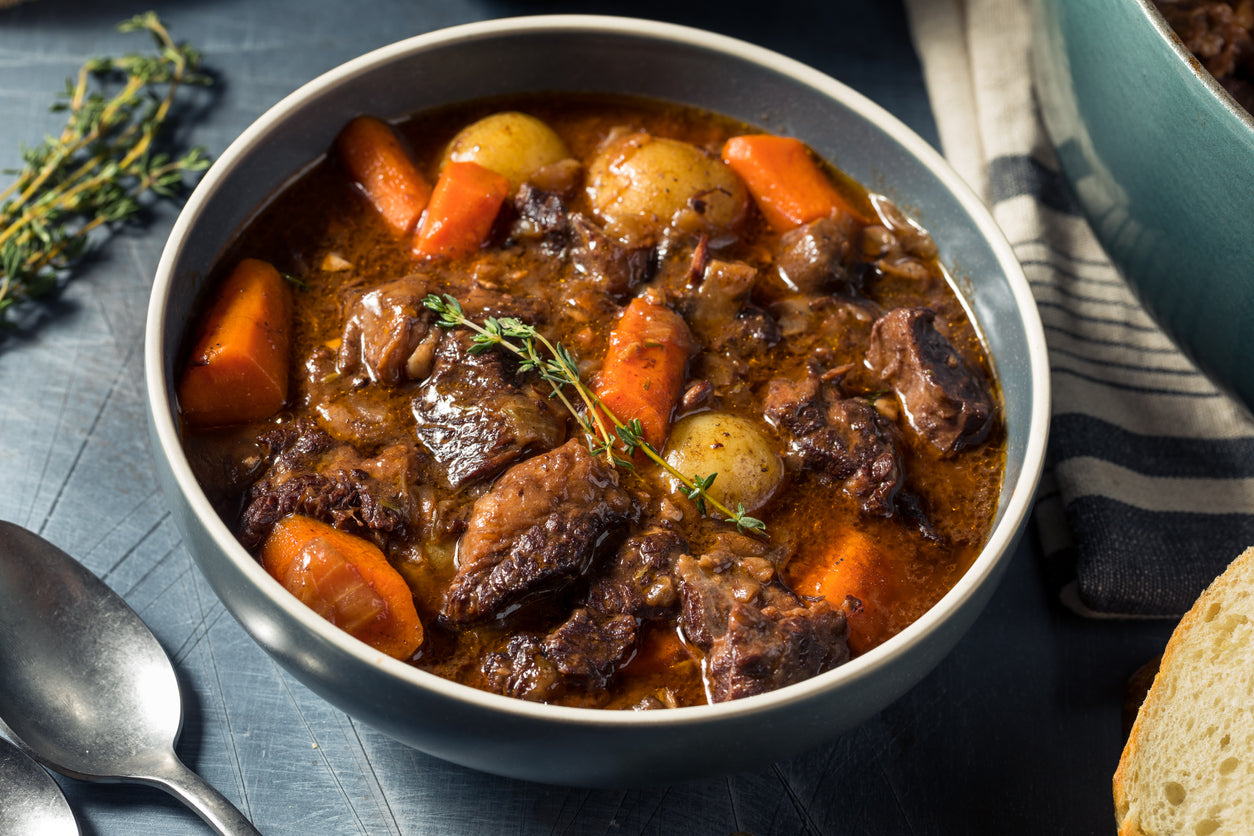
<box><xmin>423</xmin><ymin>293</ymin><xmax>767</xmax><ymax>535</ymax></box>
<box><xmin>0</xmin><ymin>12</ymin><xmax>212</xmax><ymax>320</ymax></box>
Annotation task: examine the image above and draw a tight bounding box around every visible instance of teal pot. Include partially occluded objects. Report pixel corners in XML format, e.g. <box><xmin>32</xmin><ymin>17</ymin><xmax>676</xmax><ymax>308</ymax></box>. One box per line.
<box><xmin>1032</xmin><ymin>0</ymin><xmax>1254</xmax><ymax>409</ymax></box>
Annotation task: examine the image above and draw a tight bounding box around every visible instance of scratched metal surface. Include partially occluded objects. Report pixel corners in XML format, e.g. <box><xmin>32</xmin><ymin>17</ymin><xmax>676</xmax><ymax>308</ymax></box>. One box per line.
<box><xmin>0</xmin><ymin>1</ymin><xmax>1177</xmax><ymax>833</ymax></box>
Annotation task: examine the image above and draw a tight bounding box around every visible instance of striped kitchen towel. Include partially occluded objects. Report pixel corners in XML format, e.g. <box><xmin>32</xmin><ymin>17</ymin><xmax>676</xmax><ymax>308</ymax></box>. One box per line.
<box><xmin>904</xmin><ymin>0</ymin><xmax>1254</xmax><ymax>616</ymax></box>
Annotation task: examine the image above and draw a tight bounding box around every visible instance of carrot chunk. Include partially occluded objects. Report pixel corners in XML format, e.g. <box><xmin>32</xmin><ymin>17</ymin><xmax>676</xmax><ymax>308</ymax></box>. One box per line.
<box><xmin>594</xmin><ymin>297</ymin><xmax>694</xmax><ymax>451</ymax></box>
<box><xmin>412</xmin><ymin>161</ymin><xmax>511</xmax><ymax>259</ymax></box>
<box><xmin>721</xmin><ymin>134</ymin><xmax>867</xmax><ymax>231</ymax></box>
<box><xmin>786</xmin><ymin>528</ymin><xmax>895</xmax><ymax>655</ymax></box>
<box><xmin>178</xmin><ymin>258</ymin><xmax>292</xmax><ymax>427</ymax></box>
<box><xmin>335</xmin><ymin>115</ymin><xmax>432</xmax><ymax>235</ymax></box>
<box><xmin>260</xmin><ymin>515</ymin><xmax>423</xmax><ymax>660</ymax></box>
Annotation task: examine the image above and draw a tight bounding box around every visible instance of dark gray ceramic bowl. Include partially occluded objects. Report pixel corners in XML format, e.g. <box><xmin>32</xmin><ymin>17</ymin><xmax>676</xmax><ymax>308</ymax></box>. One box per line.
<box><xmin>145</xmin><ymin>16</ymin><xmax>1049</xmax><ymax>786</ymax></box>
<box><xmin>1032</xmin><ymin>0</ymin><xmax>1254</xmax><ymax>410</ymax></box>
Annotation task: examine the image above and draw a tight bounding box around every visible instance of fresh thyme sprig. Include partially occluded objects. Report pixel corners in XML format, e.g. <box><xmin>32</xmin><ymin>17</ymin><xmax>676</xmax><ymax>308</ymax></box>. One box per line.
<box><xmin>0</xmin><ymin>12</ymin><xmax>212</xmax><ymax>320</ymax></box>
<box><xmin>423</xmin><ymin>293</ymin><xmax>767</xmax><ymax>535</ymax></box>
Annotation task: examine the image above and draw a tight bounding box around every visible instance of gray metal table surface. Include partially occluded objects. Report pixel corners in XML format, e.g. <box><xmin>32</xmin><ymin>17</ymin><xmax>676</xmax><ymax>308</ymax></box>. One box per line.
<box><xmin>0</xmin><ymin>1</ymin><xmax>1176</xmax><ymax>833</ymax></box>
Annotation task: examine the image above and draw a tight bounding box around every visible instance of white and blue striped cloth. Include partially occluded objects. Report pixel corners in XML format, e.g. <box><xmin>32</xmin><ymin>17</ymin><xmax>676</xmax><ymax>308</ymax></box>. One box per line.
<box><xmin>906</xmin><ymin>0</ymin><xmax>1254</xmax><ymax>616</ymax></box>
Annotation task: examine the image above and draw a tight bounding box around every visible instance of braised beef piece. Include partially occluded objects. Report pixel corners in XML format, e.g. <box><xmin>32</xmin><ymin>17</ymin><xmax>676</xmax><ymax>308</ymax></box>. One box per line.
<box><xmin>707</xmin><ymin>599</ymin><xmax>848</xmax><ymax>702</ymax></box>
<box><xmin>337</xmin><ymin>274</ymin><xmax>441</xmax><ymax>386</ymax></box>
<box><xmin>412</xmin><ymin>330</ymin><xmax>567</xmax><ymax>488</ymax></box>
<box><xmin>764</xmin><ymin>371</ymin><xmax>905</xmax><ymax>517</ymax></box>
<box><xmin>716</xmin><ymin>305</ymin><xmax>782</xmax><ymax>356</ymax></box>
<box><xmin>568</xmin><ymin>214</ymin><xmax>653</xmax><ymax>300</ymax></box>
<box><xmin>544</xmin><ymin>608</ymin><xmax>637</xmax><ymax>683</ymax></box>
<box><xmin>337</xmin><ymin>273</ymin><xmax>544</xmax><ymax>389</ymax></box>
<box><xmin>674</xmin><ymin>541</ymin><xmax>848</xmax><ymax>703</ymax></box>
<box><xmin>513</xmin><ymin>183</ymin><xmax>569</xmax><ymax>243</ymax></box>
<box><xmin>238</xmin><ymin>424</ymin><xmax>417</xmax><ymax>549</ymax></box>
<box><xmin>459</xmin><ymin>281</ymin><xmax>545</xmax><ymax>324</ymax></box>
<box><xmin>512</xmin><ymin>184</ymin><xmax>652</xmax><ymax>299</ymax></box>
<box><xmin>674</xmin><ymin>256</ymin><xmax>781</xmax><ymax>391</ymax></box>
<box><xmin>586</xmin><ymin>524</ymin><xmax>688</xmax><ymax>620</ymax></box>
<box><xmin>774</xmin><ymin>216</ymin><xmax>857</xmax><ymax>296</ymax></box>
<box><xmin>441</xmin><ymin>440</ymin><xmax>635</xmax><ymax>623</ymax></box>
<box><xmin>684</xmin><ymin>258</ymin><xmax>762</xmax><ymax>347</ymax></box>
<box><xmin>675</xmin><ymin>536</ymin><xmax>784</xmax><ymax>648</ymax></box>
<box><xmin>482</xmin><ymin>608</ymin><xmax>638</xmax><ymax>702</ymax></box>
<box><xmin>482</xmin><ymin>635</ymin><xmax>560</xmax><ymax>702</ymax></box>
<box><xmin>865</xmin><ymin>307</ymin><xmax>993</xmax><ymax>455</ymax></box>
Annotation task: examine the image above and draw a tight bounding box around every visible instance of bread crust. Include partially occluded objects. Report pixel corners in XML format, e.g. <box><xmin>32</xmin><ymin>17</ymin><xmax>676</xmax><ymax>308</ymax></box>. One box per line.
<box><xmin>1114</xmin><ymin>546</ymin><xmax>1254</xmax><ymax>835</ymax></box>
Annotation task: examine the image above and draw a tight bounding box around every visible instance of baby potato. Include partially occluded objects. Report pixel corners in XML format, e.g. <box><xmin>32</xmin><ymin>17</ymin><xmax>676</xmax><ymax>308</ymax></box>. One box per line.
<box><xmin>586</xmin><ymin>132</ymin><xmax>748</xmax><ymax>244</ymax></box>
<box><xmin>441</xmin><ymin>111</ymin><xmax>570</xmax><ymax>191</ymax></box>
<box><xmin>664</xmin><ymin>412</ymin><xmax>783</xmax><ymax>513</ymax></box>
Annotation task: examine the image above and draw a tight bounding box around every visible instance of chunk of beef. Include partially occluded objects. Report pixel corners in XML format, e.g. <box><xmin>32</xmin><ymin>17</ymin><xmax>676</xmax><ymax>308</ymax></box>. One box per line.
<box><xmin>441</xmin><ymin>440</ymin><xmax>635</xmax><ymax>623</ymax></box>
<box><xmin>706</xmin><ymin>599</ymin><xmax>849</xmax><ymax>702</ymax></box>
<box><xmin>482</xmin><ymin>608</ymin><xmax>637</xmax><ymax>702</ymax></box>
<box><xmin>674</xmin><ymin>542</ymin><xmax>848</xmax><ymax>703</ymax></box>
<box><xmin>774</xmin><ymin>216</ymin><xmax>855</xmax><ymax>295</ymax></box>
<box><xmin>238</xmin><ymin>424</ymin><xmax>418</xmax><ymax>550</ymax></box>
<box><xmin>482</xmin><ymin>635</ymin><xmax>561</xmax><ymax>702</ymax></box>
<box><xmin>764</xmin><ymin>372</ymin><xmax>904</xmax><ymax>517</ymax></box>
<box><xmin>684</xmin><ymin>258</ymin><xmax>759</xmax><ymax>346</ymax></box>
<box><xmin>512</xmin><ymin>183</ymin><xmax>570</xmax><ymax>248</ymax></box>
<box><xmin>675</xmin><ymin>541</ymin><xmax>785</xmax><ymax>649</ymax></box>
<box><xmin>568</xmin><ymin>214</ymin><xmax>653</xmax><ymax>300</ymax></box>
<box><xmin>515</xmin><ymin>183</ymin><xmax>569</xmax><ymax>235</ymax></box>
<box><xmin>865</xmin><ymin>307</ymin><xmax>993</xmax><ymax>455</ymax></box>
<box><xmin>508</xmin><ymin>198</ymin><xmax>651</xmax><ymax>301</ymax></box>
<box><xmin>412</xmin><ymin>330</ymin><xmax>567</xmax><ymax>488</ymax></box>
<box><xmin>337</xmin><ymin>274</ymin><xmax>546</xmax><ymax>392</ymax></box>
<box><xmin>717</xmin><ymin>305</ymin><xmax>781</xmax><ymax>355</ymax></box>
<box><xmin>543</xmin><ymin>608</ymin><xmax>637</xmax><ymax>684</ymax></box>
<box><xmin>337</xmin><ymin>274</ymin><xmax>441</xmax><ymax>386</ymax></box>
<box><xmin>586</xmin><ymin>525</ymin><xmax>688</xmax><ymax>620</ymax></box>
<box><xmin>677</xmin><ymin>255</ymin><xmax>780</xmax><ymax>384</ymax></box>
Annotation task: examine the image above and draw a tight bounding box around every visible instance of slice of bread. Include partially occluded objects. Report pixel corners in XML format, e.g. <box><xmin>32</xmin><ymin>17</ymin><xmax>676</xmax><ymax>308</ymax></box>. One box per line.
<box><xmin>1115</xmin><ymin>546</ymin><xmax>1254</xmax><ymax>835</ymax></box>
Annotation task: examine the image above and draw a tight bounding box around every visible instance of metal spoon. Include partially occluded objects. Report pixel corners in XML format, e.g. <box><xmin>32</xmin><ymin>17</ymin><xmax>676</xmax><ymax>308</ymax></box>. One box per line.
<box><xmin>0</xmin><ymin>735</ymin><xmax>79</xmax><ymax>835</ymax></box>
<box><xmin>0</xmin><ymin>521</ymin><xmax>261</xmax><ymax>835</ymax></box>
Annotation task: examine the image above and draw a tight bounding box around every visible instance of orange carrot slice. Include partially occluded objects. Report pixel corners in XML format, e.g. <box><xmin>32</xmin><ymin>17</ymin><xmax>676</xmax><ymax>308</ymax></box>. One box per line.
<box><xmin>786</xmin><ymin>528</ymin><xmax>895</xmax><ymax>655</ymax></box>
<box><xmin>721</xmin><ymin>134</ymin><xmax>867</xmax><ymax>231</ymax></box>
<box><xmin>594</xmin><ymin>297</ymin><xmax>694</xmax><ymax>451</ymax></box>
<box><xmin>260</xmin><ymin>515</ymin><xmax>423</xmax><ymax>660</ymax></box>
<box><xmin>335</xmin><ymin>115</ymin><xmax>432</xmax><ymax>235</ymax></box>
<box><xmin>412</xmin><ymin>161</ymin><xmax>510</xmax><ymax>259</ymax></box>
<box><xmin>178</xmin><ymin>258</ymin><xmax>292</xmax><ymax>427</ymax></box>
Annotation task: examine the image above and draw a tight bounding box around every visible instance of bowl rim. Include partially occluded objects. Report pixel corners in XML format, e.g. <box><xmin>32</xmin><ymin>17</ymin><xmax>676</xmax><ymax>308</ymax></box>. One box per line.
<box><xmin>1135</xmin><ymin>0</ymin><xmax>1254</xmax><ymax>135</ymax></box>
<box><xmin>145</xmin><ymin>13</ymin><xmax>1050</xmax><ymax>730</ymax></box>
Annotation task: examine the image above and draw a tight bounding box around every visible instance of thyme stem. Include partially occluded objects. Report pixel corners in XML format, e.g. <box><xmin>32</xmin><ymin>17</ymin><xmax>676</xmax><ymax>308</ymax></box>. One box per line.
<box><xmin>0</xmin><ymin>12</ymin><xmax>212</xmax><ymax>319</ymax></box>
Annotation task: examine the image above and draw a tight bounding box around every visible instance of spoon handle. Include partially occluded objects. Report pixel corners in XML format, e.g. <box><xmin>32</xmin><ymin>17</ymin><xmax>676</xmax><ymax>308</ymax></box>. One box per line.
<box><xmin>148</xmin><ymin>753</ymin><xmax>262</xmax><ymax>836</ymax></box>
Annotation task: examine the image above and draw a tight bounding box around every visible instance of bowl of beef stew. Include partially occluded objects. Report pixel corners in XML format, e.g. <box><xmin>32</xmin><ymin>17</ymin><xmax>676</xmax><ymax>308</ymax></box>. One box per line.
<box><xmin>145</xmin><ymin>16</ymin><xmax>1049</xmax><ymax>785</ymax></box>
<box><xmin>1032</xmin><ymin>0</ymin><xmax>1254</xmax><ymax>411</ymax></box>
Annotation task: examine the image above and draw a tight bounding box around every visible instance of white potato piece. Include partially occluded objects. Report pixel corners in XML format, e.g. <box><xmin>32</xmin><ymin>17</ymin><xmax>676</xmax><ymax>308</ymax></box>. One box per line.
<box><xmin>664</xmin><ymin>412</ymin><xmax>783</xmax><ymax>513</ymax></box>
<box><xmin>586</xmin><ymin>132</ymin><xmax>748</xmax><ymax>244</ymax></box>
<box><xmin>442</xmin><ymin>111</ymin><xmax>570</xmax><ymax>191</ymax></box>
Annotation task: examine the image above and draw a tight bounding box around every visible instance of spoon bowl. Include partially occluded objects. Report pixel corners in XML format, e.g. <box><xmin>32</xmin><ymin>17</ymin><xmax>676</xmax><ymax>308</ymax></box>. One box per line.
<box><xmin>0</xmin><ymin>521</ymin><xmax>260</xmax><ymax>835</ymax></box>
<box><xmin>0</xmin><ymin>736</ymin><xmax>78</xmax><ymax>836</ymax></box>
